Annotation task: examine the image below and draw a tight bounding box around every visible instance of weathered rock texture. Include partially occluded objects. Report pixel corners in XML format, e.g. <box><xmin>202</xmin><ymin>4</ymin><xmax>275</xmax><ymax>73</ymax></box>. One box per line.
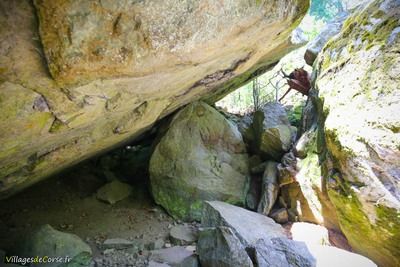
<box><xmin>23</xmin><ymin>224</ymin><xmax>92</xmax><ymax>267</ymax></box>
<box><xmin>313</xmin><ymin>0</ymin><xmax>400</xmax><ymax>266</ymax></box>
<box><xmin>200</xmin><ymin>201</ymin><xmax>375</xmax><ymax>267</ymax></box>
<box><xmin>278</xmin><ymin>127</ymin><xmax>340</xmax><ymax>229</ymax></box>
<box><xmin>0</xmin><ymin>0</ymin><xmax>308</xmax><ymax>198</ymax></box>
<box><xmin>197</xmin><ymin>227</ymin><xmax>253</xmax><ymax>267</ymax></box>
<box><xmin>202</xmin><ymin>201</ymin><xmax>285</xmax><ymax>246</ymax></box>
<box><xmin>250</xmin><ymin>102</ymin><xmax>295</xmax><ymax>160</ymax></box>
<box><xmin>257</xmin><ymin>161</ymin><xmax>279</xmax><ymax>215</ymax></box>
<box><xmin>304</xmin><ymin>13</ymin><xmax>348</xmax><ymax>66</ymax></box>
<box><xmin>149</xmin><ymin>102</ymin><xmax>250</xmax><ymax>221</ymax></box>
<box><xmin>254</xmin><ymin>238</ymin><xmax>316</xmax><ymax>267</ymax></box>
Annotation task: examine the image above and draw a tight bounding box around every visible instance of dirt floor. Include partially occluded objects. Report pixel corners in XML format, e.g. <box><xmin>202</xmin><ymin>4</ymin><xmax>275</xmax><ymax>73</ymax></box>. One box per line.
<box><xmin>0</xmin><ymin>147</ymin><xmax>352</xmax><ymax>266</ymax></box>
<box><xmin>0</xmin><ymin>164</ymin><xmax>177</xmax><ymax>266</ymax></box>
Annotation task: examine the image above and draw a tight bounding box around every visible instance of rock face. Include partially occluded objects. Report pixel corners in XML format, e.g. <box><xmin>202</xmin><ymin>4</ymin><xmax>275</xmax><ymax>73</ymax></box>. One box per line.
<box><xmin>272</xmin><ymin>121</ymin><xmax>340</xmax><ymax>229</ymax></box>
<box><xmin>0</xmin><ymin>0</ymin><xmax>308</xmax><ymax>198</ymax></box>
<box><xmin>304</xmin><ymin>13</ymin><xmax>348</xmax><ymax>66</ymax></box>
<box><xmin>257</xmin><ymin>161</ymin><xmax>279</xmax><ymax>215</ymax></box>
<box><xmin>198</xmin><ymin>202</ymin><xmax>291</xmax><ymax>267</ymax></box>
<box><xmin>270</xmin><ymin>208</ymin><xmax>289</xmax><ymax>224</ymax></box>
<box><xmin>254</xmin><ymin>238</ymin><xmax>316</xmax><ymax>267</ymax></box>
<box><xmin>199</xmin><ymin>201</ymin><xmax>376</xmax><ymax>267</ymax></box>
<box><xmin>278</xmin><ymin>132</ymin><xmax>330</xmax><ymax>225</ymax></box>
<box><xmin>197</xmin><ymin>227</ymin><xmax>253</xmax><ymax>267</ymax></box>
<box><xmin>251</xmin><ymin>103</ymin><xmax>295</xmax><ymax>160</ymax></box>
<box><xmin>23</xmin><ymin>224</ymin><xmax>92</xmax><ymax>267</ymax></box>
<box><xmin>201</xmin><ymin>201</ymin><xmax>285</xmax><ymax>246</ymax></box>
<box><xmin>312</xmin><ymin>0</ymin><xmax>400</xmax><ymax>266</ymax></box>
<box><xmin>149</xmin><ymin>102</ymin><xmax>250</xmax><ymax>221</ymax></box>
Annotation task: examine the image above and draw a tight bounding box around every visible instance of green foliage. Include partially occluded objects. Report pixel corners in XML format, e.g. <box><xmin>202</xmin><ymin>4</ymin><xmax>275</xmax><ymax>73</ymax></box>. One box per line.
<box><xmin>216</xmin><ymin>80</ymin><xmax>269</xmax><ymax>114</ymax></box>
<box><xmin>216</xmin><ymin>1</ymin><xmax>345</xmax><ymax>114</ymax></box>
<box><xmin>287</xmin><ymin>103</ymin><xmax>305</xmax><ymax>127</ymax></box>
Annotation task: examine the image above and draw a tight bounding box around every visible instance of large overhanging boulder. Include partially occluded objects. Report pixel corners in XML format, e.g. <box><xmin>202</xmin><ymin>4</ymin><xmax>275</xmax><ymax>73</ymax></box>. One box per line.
<box><xmin>313</xmin><ymin>0</ymin><xmax>400</xmax><ymax>266</ymax></box>
<box><xmin>0</xmin><ymin>0</ymin><xmax>308</xmax><ymax>198</ymax></box>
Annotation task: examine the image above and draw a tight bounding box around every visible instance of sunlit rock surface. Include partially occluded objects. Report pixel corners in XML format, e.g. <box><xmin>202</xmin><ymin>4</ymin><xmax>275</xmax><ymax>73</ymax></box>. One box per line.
<box><xmin>202</xmin><ymin>201</ymin><xmax>285</xmax><ymax>246</ymax></box>
<box><xmin>313</xmin><ymin>0</ymin><xmax>400</xmax><ymax>265</ymax></box>
<box><xmin>279</xmin><ymin>124</ymin><xmax>341</xmax><ymax>229</ymax></box>
<box><xmin>0</xmin><ymin>0</ymin><xmax>308</xmax><ymax>198</ymax></box>
<box><xmin>304</xmin><ymin>13</ymin><xmax>348</xmax><ymax>66</ymax></box>
<box><xmin>251</xmin><ymin>102</ymin><xmax>295</xmax><ymax>160</ymax></box>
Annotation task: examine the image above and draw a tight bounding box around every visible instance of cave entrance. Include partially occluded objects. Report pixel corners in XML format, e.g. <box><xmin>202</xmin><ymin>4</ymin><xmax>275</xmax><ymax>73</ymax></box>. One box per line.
<box><xmin>0</xmin><ymin>129</ymin><xmax>175</xmax><ymax>265</ymax></box>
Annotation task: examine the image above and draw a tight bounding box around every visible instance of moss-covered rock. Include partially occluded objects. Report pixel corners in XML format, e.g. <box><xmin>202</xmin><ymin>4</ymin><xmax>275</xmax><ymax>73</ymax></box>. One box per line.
<box><xmin>282</xmin><ymin>125</ymin><xmax>341</xmax><ymax>229</ymax></box>
<box><xmin>23</xmin><ymin>224</ymin><xmax>92</xmax><ymax>267</ymax></box>
<box><xmin>313</xmin><ymin>0</ymin><xmax>400</xmax><ymax>266</ymax></box>
<box><xmin>149</xmin><ymin>102</ymin><xmax>250</xmax><ymax>221</ymax></box>
<box><xmin>252</xmin><ymin>102</ymin><xmax>295</xmax><ymax>160</ymax></box>
<box><xmin>286</xmin><ymin>102</ymin><xmax>305</xmax><ymax>128</ymax></box>
<box><xmin>257</xmin><ymin>161</ymin><xmax>279</xmax><ymax>215</ymax></box>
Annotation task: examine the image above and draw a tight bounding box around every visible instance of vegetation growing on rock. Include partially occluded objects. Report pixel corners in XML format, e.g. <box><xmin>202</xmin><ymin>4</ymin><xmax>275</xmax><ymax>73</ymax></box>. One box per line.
<box><xmin>149</xmin><ymin>102</ymin><xmax>250</xmax><ymax>221</ymax></box>
<box><xmin>312</xmin><ymin>0</ymin><xmax>400</xmax><ymax>265</ymax></box>
<box><xmin>0</xmin><ymin>0</ymin><xmax>308</xmax><ymax>197</ymax></box>
<box><xmin>0</xmin><ymin>0</ymin><xmax>399</xmax><ymax>267</ymax></box>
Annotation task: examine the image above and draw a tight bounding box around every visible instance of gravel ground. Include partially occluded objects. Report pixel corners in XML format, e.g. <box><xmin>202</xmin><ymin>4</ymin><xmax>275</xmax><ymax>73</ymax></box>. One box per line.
<box><xmin>0</xmin><ymin>164</ymin><xmax>191</xmax><ymax>267</ymax></box>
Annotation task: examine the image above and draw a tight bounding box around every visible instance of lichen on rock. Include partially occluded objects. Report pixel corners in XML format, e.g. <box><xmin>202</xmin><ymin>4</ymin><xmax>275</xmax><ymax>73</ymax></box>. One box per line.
<box><xmin>0</xmin><ymin>0</ymin><xmax>308</xmax><ymax>198</ymax></box>
<box><xmin>149</xmin><ymin>102</ymin><xmax>250</xmax><ymax>221</ymax></box>
<box><xmin>312</xmin><ymin>0</ymin><xmax>400</xmax><ymax>265</ymax></box>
